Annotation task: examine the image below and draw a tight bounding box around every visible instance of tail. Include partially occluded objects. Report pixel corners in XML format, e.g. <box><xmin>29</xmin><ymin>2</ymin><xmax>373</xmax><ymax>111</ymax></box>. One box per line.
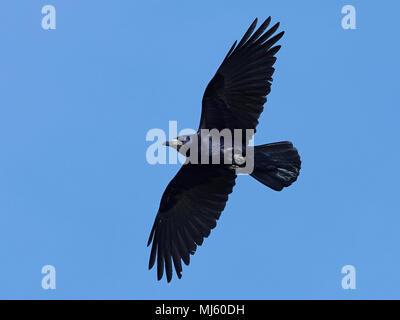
<box><xmin>250</xmin><ymin>141</ymin><xmax>301</xmax><ymax>191</ymax></box>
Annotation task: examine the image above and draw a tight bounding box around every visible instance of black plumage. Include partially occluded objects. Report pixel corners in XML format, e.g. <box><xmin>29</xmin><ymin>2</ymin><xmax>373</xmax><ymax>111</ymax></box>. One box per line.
<box><xmin>147</xmin><ymin>17</ymin><xmax>301</xmax><ymax>282</ymax></box>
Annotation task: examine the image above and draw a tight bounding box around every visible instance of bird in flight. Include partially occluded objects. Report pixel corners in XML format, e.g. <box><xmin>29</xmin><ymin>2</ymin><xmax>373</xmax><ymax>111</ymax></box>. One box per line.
<box><xmin>147</xmin><ymin>17</ymin><xmax>301</xmax><ymax>282</ymax></box>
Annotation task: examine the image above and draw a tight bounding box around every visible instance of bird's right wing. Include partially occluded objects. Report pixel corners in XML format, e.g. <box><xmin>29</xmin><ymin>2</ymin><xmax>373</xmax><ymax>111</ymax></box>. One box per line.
<box><xmin>199</xmin><ymin>17</ymin><xmax>284</xmax><ymax>132</ymax></box>
<box><xmin>147</xmin><ymin>164</ymin><xmax>236</xmax><ymax>282</ymax></box>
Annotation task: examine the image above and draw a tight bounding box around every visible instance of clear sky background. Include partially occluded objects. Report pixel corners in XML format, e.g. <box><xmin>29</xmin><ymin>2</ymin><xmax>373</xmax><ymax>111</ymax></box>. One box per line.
<box><xmin>0</xmin><ymin>0</ymin><xmax>399</xmax><ymax>299</ymax></box>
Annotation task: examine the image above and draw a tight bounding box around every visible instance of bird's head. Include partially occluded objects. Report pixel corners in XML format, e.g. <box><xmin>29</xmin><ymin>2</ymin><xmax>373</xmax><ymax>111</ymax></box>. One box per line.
<box><xmin>163</xmin><ymin>135</ymin><xmax>191</xmax><ymax>151</ymax></box>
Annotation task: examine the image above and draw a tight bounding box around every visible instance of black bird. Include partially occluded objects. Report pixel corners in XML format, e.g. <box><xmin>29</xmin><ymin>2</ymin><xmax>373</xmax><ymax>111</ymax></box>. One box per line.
<box><xmin>147</xmin><ymin>17</ymin><xmax>301</xmax><ymax>282</ymax></box>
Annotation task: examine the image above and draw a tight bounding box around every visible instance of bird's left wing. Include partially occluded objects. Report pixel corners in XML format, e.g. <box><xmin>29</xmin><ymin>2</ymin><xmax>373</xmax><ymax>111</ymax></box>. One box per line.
<box><xmin>147</xmin><ymin>164</ymin><xmax>236</xmax><ymax>282</ymax></box>
<box><xmin>199</xmin><ymin>17</ymin><xmax>284</xmax><ymax>131</ymax></box>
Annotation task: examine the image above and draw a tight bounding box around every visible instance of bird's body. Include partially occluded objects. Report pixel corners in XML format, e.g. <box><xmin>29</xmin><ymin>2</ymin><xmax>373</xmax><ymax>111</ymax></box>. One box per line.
<box><xmin>167</xmin><ymin>131</ymin><xmax>249</xmax><ymax>168</ymax></box>
<box><xmin>147</xmin><ymin>17</ymin><xmax>301</xmax><ymax>282</ymax></box>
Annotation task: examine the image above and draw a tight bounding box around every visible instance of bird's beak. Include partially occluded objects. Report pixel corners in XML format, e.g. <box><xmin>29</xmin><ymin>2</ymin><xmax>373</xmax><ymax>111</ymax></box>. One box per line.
<box><xmin>163</xmin><ymin>138</ymin><xmax>182</xmax><ymax>149</ymax></box>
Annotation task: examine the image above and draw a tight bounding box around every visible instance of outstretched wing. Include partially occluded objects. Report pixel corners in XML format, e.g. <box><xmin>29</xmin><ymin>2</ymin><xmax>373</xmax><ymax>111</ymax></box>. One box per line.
<box><xmin>199</xmin><ymin>17</ymin><xmax>284</xmax><ymax>131</ymax></box>
<box><xmin>147</xmin><ymin>164</ymin><xmax>236</xmax><ymax>282</ymax></box>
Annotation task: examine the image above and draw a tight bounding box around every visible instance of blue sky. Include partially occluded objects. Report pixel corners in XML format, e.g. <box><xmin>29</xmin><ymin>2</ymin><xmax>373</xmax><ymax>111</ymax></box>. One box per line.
<box><xmin>0</xmin><ymin>0</ymin><xmax>399</xmax><ymax>299</ymax></box>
